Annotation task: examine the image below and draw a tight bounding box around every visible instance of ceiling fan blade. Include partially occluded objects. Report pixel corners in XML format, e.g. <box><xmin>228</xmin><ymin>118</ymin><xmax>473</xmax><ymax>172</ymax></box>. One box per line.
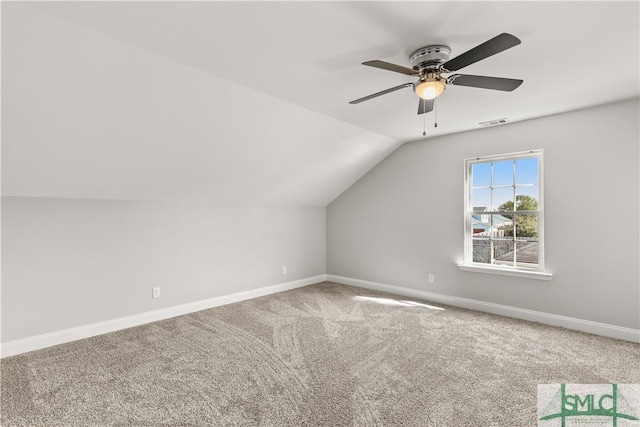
<box><xmin>363</xmin><ymin>60</ymin><xmax>420</xmax><ymax>76</ymax></box>
<box><xmin>448</xmin><ymin>74</ymin><xmax>523</xmax><ymax>91</ymax></box>
<box><xmin>417</xmin><ymin>98</ymin><xmax>434</xmax><ymax>115</ymax></box>
<box><xmin>442</xmin><ymin>33</ymin><xmax>521</xmax><ymax>72</ymax></box>
<box><xmin>349</xmin><ymin>83</ymin><xmax>414</xmax><ymax>104</ymax></box>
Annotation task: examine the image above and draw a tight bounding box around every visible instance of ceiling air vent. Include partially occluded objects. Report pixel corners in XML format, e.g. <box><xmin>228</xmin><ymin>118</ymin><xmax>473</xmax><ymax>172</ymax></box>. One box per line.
<box><xmin>479</xmin><ymin>118</ymin><xmax>509</xmax><ymax>128</ymax></box>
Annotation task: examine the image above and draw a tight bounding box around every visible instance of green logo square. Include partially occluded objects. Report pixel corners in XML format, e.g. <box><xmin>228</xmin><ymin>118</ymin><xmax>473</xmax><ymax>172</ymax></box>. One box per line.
<box><xmin>538</xmin><ymin>384</ymin><xmax>640</xmax><ymax>426</ymax></box>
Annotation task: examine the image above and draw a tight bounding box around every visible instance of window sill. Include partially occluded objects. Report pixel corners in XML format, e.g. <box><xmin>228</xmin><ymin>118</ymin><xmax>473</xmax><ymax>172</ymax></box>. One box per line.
<box><xmin>457</xmin><ymin>263</ymin><xmax>553</xmax><ymax>281</ymax></box>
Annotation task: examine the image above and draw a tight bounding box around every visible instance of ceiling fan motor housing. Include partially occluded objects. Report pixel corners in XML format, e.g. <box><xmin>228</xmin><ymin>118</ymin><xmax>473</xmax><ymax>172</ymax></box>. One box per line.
<box><xmin>410</xmin><ymin>45</ymin><xmax>451</xmax><ymax>71</ymax></box>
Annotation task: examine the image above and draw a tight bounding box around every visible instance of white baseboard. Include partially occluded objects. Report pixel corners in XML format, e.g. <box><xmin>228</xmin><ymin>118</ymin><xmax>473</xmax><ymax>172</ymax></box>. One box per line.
<box><xmin>1</xmin><ymin>275</ymin><xmax>327</xmax><ymax>358</ymax></box>
<box><xmin>4</xmin><ymin>273</ymin><xmax>636</xmax><ymax>358</ymax></box>
<box><xmin>327</xmin><ymin>275</ymin><xmax>640</xmax><ymax>343</ymax></box>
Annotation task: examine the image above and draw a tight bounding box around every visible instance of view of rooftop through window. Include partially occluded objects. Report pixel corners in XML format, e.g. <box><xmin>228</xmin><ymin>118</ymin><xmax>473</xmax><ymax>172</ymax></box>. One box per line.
<box><xmin>469</xmin><ymin>154</ymin><xmax>541</xmax><ymax>269</ymax></box>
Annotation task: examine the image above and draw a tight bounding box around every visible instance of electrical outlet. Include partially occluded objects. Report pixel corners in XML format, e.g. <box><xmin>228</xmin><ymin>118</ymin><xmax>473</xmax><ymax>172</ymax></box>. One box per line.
<box><xmin>282</xmin><ymin>266</ymin><xmax>287</xmax><ymax>275</ymax></box>
<box><xmin>152</xmin><ymin>287</ymin><xmax>161</xmax><ymax>298</ymax></box>
<box><xmin>428</xmin><ymin>274</ymin><xmax>435</xmax><ymax>284</ymax></box>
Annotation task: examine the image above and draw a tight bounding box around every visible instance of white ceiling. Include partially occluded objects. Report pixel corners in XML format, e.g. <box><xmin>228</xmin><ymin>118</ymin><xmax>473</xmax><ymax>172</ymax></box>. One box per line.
<box><xmin>2</xmin><ymin>1</ymin><xmax>639</xmax><ymax>206</ymax></box>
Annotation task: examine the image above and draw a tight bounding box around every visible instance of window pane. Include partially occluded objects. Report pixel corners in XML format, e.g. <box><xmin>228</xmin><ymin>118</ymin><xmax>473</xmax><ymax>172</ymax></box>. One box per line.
<box><xmin>493</xmin><ymin>187</ymin><xmax>513</xmax><ymax>211</ymax></box>
<box><xmin>515</xmin><ymin>240</ymin><xmax>538</xmax><ymax>267</ymax></box>
<box><xmin>472</xmin><ymin>239</ymin><xmax>491</xmax><ymax>263</ymax></box>
<box><xmin>515</xmin><ymin>187</ymin><xmax>539</xmax><ymax>210</ymax></box>
<box><xmin>514</xmin><ymin>214</ymin><xmax>538</xmax><ymax>239</ymax></box>
<box><xmin>493</xmin><ymin>239</ymin><xmax>514</xmax><ymax>266</ymax></box>
<box><xmin>472</xmin><ymin>188</ymin><xmax>491</xmax><ymax>210</ymax></box>
<box><xmin>493</xmin><ymin>161</ymin><xmax>514</xmax><ymax>186</ymax></box>
<box><xmin>516</xmin><ymin>158</ymin><xmax>538</xmax><ymax>185</ymax></box>
<box><xmin>492</xmin><ymin>214</ymin><xmax>513</xmax><ymax>237</ymax></box>
<box><xmin>472</xmin><ymin>214</ymin><xmax>490</xmax><ymax>236</ymax></box>
<box><xmin>472</xmin><ymin>163</ymin><xmax>491</xmax><ymax>187</ymax></box>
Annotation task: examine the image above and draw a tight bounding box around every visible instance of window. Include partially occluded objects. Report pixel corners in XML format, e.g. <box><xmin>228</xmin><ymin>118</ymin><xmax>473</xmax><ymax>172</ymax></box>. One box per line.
<box><xmin>460</xmin><ymin>150</ymin><xmax>551</xmax><ymax>279</ymax></box>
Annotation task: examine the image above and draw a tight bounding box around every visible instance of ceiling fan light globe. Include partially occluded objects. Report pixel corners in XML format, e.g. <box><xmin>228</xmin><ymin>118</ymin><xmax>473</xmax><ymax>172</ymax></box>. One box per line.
<box><xmin>415</xmin><ymin>80</ymin><xmax>446</xmax><ymax>100</ymax></box>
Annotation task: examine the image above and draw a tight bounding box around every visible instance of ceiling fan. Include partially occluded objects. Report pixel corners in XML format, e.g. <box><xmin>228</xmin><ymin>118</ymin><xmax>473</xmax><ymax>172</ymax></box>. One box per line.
<box><xmin>349</xmin><ymin>33</ymin><xmax>523</xmax><ymax>115</ymax></box>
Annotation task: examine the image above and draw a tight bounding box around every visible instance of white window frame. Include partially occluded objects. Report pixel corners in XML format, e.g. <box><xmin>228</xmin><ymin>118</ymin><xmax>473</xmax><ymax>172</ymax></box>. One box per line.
<box><xmin>458</xmin><ymin>150</ymin><xmax>552</xmax><ymax>280</ymax></box>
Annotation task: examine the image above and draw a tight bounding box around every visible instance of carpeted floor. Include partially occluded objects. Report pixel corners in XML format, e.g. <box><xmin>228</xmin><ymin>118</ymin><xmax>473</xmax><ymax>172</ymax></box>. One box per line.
<box><xmin>1</xmin><ymin>281</ymin><xmax>638</xmax><ymax>426</ymax></box>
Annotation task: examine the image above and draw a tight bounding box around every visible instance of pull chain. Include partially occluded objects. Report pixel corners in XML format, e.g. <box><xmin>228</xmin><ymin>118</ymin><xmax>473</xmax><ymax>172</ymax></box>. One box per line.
<box><xmin>422</xmin><ymin>106</ymin><xmax>426</xmax><ymax>136</ymax></box>
<box><xmin>434</xmin><ymin>97</ymin><xmax>438</xmax><ymax>128</ymax></box>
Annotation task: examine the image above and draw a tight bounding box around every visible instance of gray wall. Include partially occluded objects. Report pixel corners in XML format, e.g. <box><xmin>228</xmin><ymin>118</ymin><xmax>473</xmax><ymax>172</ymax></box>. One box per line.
<box><xmin>3</xmin><ymin>100</ymin><xmax>638</xmax><ymax>343</ymax></box>
<box><xmin>328</xmin><ymin>99</ymin><xmax>640</xmax><ymax>329</ymax></box>
<box><xmin>2</xmin><ymin>198</ymin><xmax>326</xmax><ymax>341</ymax></box>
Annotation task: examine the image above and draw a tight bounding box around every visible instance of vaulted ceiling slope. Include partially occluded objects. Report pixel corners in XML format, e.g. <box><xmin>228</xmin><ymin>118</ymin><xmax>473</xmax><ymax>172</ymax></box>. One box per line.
<box><xmin>2</xmin><ymin>2</ymin><xmax>638</xmax><ymax>206</ymax></box>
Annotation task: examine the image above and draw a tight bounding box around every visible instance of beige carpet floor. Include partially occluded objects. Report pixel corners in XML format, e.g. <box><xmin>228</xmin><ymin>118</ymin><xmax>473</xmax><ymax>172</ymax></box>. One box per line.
<box><xmin>1</xmin><ymin>281</ymin><xmax>638</xmax><ymax>426</ymax></box>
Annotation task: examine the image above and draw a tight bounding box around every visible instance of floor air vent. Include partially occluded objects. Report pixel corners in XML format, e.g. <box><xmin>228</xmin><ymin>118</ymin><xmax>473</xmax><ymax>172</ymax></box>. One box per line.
<box><xmin>479</xmin><ymin>118</ymin><xmax>509</xmax><ymax>127</ymax></box>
